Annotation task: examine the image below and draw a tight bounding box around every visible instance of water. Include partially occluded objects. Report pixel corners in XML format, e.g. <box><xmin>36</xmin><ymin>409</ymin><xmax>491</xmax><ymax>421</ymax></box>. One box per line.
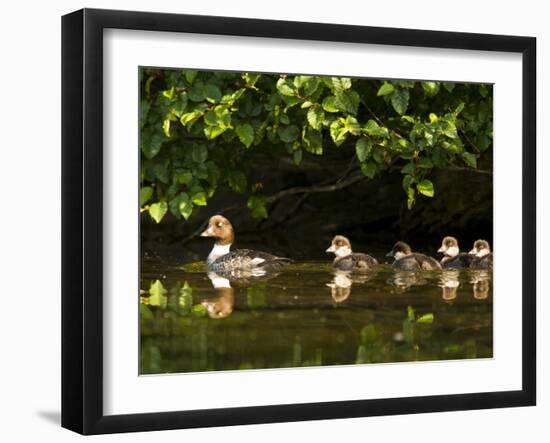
<box><xmin>140</xmin><ymin>257</ymin><xmax>493</xmax><ymax>375</ymax></box>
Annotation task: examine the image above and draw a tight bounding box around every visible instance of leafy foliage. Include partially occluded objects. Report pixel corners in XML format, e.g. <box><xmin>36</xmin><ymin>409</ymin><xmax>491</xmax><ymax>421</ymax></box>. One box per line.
<box><xmin>140</xmin><ymin>69</ymin><xmax>492</xmax><ymax>223</ymax></box>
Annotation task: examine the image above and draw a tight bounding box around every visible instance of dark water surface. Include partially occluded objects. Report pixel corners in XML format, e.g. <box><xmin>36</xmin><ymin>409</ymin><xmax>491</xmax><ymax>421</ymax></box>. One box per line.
<box><xmin>140</xmin><ymin>256</ymin><xmax>493</xmax><ymax>374</ymax></box>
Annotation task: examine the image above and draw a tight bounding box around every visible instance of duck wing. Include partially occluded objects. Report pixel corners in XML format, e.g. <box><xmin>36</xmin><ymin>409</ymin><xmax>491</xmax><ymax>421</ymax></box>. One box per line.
<box><xmin>335</xmin><ymin>253</ymin><xmax>378</xmax><ymax>271</ymax></box>
<box><xmin>212</xmin><ymin>249</ymin><xmax>291</xmax><ymax>271</ymax></box>
<box><xmin>470</xmin><ymin>253</ymin><xmax>493</xmax><ymax>270</ymax></box>
<box><xmin>442</xmin><ymin>253</ymin><xmax>474</xmax><ymax>269</ymax></box>
<box><xmin>413</xmin><ymin>253</ymin><xmax>442</xmax><ymax>270</ymax></box>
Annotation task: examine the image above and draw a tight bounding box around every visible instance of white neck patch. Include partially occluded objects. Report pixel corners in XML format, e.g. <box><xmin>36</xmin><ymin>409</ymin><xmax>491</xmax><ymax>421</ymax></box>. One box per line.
<box><xmin>476</xmin><ymin>248</ymin><xmax>490</xmax><ymax>258</ymax></box>
<box><xmin>334</xmin><ymin>246</ymin><xmax>352</xmax><ymax>258</ymax></box>
<box><xmin>394</xmin><ymin>251</ymin><xmax>407</xmax><ymax>260</ymax></box>
<box><xmin>207</xmin><ymin>243</ymin><xmax>231</xmax><ymax>264</ymax></box>
<box><xmin>445</xmin><ymin>246</ymin><xmax>459</xmax><ymax>257</ymax></box>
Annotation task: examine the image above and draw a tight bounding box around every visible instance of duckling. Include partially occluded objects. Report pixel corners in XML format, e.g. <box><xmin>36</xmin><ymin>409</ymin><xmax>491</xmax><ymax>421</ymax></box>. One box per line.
<box><xmin>437</xmin><ymin>236</ymin><xmax>474</xmax><ymax>269</ymax></box>
<box><xmin>386</xmin><ymin>241</ymin><xmax>442</xmax><ymax>271</ymax></box>
<box><xmin>469</xmin><ymin>239</ymin><xmax>493</xmax><ymax>270</ymax></box>
<box><xmin>200</xmin><ymin>215</ymin><xmax>291</xmax><ymax>273</ymax></box>
<box><xmin>326</xmin><ymin>235</ymin><xmax>378</xmax><ymax>271</ymax></box>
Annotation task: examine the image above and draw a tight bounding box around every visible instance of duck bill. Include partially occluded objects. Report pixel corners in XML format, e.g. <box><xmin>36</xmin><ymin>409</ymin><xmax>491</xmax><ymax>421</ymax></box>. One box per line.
<box><xmin>468</xmin><ymin>248</ymin><xmax>478</xmax><ymax>255</ymax></box>
<box><xmin>200</xmin><ymin>226</ymin><xmax>214</xmax><ymax>237</ymax></box>
<box><xmin>437</xmin><ymin>246</ymin><xmax>446</xmax><ymax>254</ymax></box>
<box><xmin>385</xmin><ymin>251</ymin><xmax>394</xmax><ymax>258</ymax></box>
<box><xmin>326</xmin><ymin>245</ymin><xmax>336</xmax><ymax>253</ymax></box>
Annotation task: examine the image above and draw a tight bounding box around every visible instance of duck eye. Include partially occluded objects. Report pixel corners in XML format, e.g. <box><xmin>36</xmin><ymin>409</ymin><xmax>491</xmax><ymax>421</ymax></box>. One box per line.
<box><xmin>217</xmin><ymin>222</ymin><xmax>223</xmax><ymax>227</ymax></box>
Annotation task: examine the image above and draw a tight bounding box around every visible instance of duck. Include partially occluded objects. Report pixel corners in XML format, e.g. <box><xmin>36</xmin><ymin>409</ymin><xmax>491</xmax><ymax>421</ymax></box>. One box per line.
<box><xmin>386</xmin><ymin>241</ymin><xmax>442</xmax><ymax>271</ymax></box>
<box><xmin>437</xmin><ymin>236</ymin><xmax>474</xmax><ymax>269</ymax></box>
<box><xmin>469</xmin><ymin>239</ymin><xmax>493</xmax><ymax>270</ymax></box>
<box><xmin>200</xmin><ymin>215</ymin><xmax>291</xmax><ymax>273</ymax></box>
<box><xmin>325</xmin><ymin>235</ymin><xmax>378</xmax><ymax>271</ymax></box>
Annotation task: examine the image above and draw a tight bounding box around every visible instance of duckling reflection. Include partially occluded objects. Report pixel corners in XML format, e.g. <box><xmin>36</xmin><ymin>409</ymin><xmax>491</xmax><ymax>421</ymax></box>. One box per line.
<box><xmin>326</xmin><ymin>271</ymin><xmax>352</xmax><ymax>303</ymax></box>
<box><xmin>387</xmin><ymin>271</ymin><xmax>427</xmax><ymax>292</ymax></box>
<box><xmin>470</xmin><ymin>269</ymin><xmax>491</xmax><ymax>300</ymax></box>
<box><xmin>326</xmin><ymin>270</ymin><xmax>376</xmax><ymax>303</ymax></box>
<box><xmin>439</xmin><ymin>269</ymin><xmax>460</xmax><ymax>301</ymax></box>
<box><xmin>201</xmin><ymin>272</ymin><xmax>235</xmax><ymax>319</ymax></box>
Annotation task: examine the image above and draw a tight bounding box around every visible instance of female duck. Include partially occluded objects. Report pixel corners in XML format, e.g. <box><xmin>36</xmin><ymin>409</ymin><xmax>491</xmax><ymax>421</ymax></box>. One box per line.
<box><xmin>386</xmin><ymin>241</ymin><xmax>441</xmax><ymax>271</ymax></box>
<box><xmin>469</xmin><ymin>239</ymin><xmax>493</xmax><ymax>270</ymax></box>
<box><xmin>200</xmin><ymin>215</ymin><xmax>291</xmax><ymax>273</ymax></box>
<box><xmin>438</xmin><ymin>236</ymin><xmax>474</xmax><ymax>269</ymax></box>
<box><xmin>326</xmin><ymin>235</ymin><xmax>378</xmax><ymax>271</ymax></box>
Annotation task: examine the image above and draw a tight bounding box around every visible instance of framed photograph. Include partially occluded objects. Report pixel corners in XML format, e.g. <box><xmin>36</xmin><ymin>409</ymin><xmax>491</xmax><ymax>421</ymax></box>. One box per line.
<box><xmin>61</xmin><ymin>8</ymin><xmax>536</xmax><ymax>435</ymax></box>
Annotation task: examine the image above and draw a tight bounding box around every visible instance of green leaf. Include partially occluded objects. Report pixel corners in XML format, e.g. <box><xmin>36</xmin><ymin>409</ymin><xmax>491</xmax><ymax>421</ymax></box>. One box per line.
<box><xmin>391</xmin><ymin>88</ymin><xmax>409</xmax><ymax>115</ymax></box>
<box><xmin>179</xmin><ymin>198</ymin><xmax>193</xmax><ymax>220</ymax></box>
<box><xmin>149</xmin><ymin>280</ymin><xmax>167</xmax><ymax>308</ymax></box>
<box><xmin>407</xmin><ymin>306</ymin><xmax>415</xmax><ymax>322</ymax></box>
<box><xmin>278</xmin><ymin>125</ymin><xmax>300</xmax><ymax>143</ymax></box>
<box><xmin>205</xmin><ymin>83</ymin><xmax>222</xmax><ymax>103</ymax></box>
<box><xmin>244</xmin><ymin>73</ymin><xmax>261</xmax><ymax>86</ymax></box>
<box><xmin>344</xmin><ymin>115</ymin><xmax>360</xmax><ymax>135</ymax></box>
<box><xmin>402</xmin><ymin>174</ymin><xmax>415</xmax><ymax>192</ymax></box>
<box><xmin>303</xmin><ymin>128</ymin><xmax>323</xmax><ymax>155</ymax></box>
<box><xmin>162</xmin><ymin>118</ymin><xmax>171</xmax><ymax>137</ymax></box>
<box><xmin>377</xmin><ymin>82</ymin><xmax>395</xmax><ymax>96</ymax></box>
<box><xmin>192</xmin><ymin>304</ymin><xmax>207</xmax><ymax>317</ymax></box>
<box><xmin>417</xmin><ymin>313</ymin><xmax>434</xmax><ymax>324</ymax></box>
<box><xmin>356</xmin><ymin>138</ymin><xmax>372</xmax><ymax>162</ymax></box>
<box><xmin>184</xmin><ymin>70</ymin><xmax>198</xmax><ymax>84</ymax></box>
<box><xmin>407</xmin><ymin>187</ymin><xmax>416</xmax><ymax>209</ymax></box>
<box><xmin>321</xmin><ymin>96</ymin><xmax>339</xmax><ymax>113</ymax></box>
<box><xmin>462</xmin><ymin>152</ymin><xmax>478</xmax><ymax>168</ymax></box>
<box><xmin>401</xmin><ymin>162</ymin><xmax>416</xmax><ymax>175</ymax></box>
<box><xmin>191</xmin><ymin>146</ymin><xmax>208</xmax><ymax>163</ymax></box>
<box><xmin>279</xmin><ymin>114</ymin><xmax>290</xmax><ymax>125</ymax></box>
<box><xmin>188</xmin><ymin>80</ymin><xmax>206</xmax><ymax>102</ymax></box>
<box><xmin>191</xmin><ymin>191</ymin><xmax>207</xmax><ymax>206</ymax></box>
<box><xmin>229</xmin><ymin>171</ymin><xmax>247</xmax><ymax>193</ymax></box>
<box><xmin>140</xmin><ymin>100</ymin><xmax>151</xmax><ymax>129</ymax></box>
<box><xmin>149</xmin><ymin>201</ymin><xmax>168</xmax><ymax>223</ymax></box>
<box><xmin>443</xmin><ymin>82</ymin><xmax>455</xmax><ymax>93</ymax></box>
<box><xmin>421</xmin><ymin>81</ymin><xmax>440</xmax><ymax>96</ymax></box>
<box><xmin>293</xmin><ymin>149</ymin><xmax>303</xmax><ymax>165</ymax></box>
<box><xmin>177</xmin><ymin>171</ymin><xmax>193</xmax><ymax>184</ymax></box>
<box><xmin>416</xmin><ymin>179</ymin><xmax>434</xmax><ymax>197</ymax></box>
<box><xmin>236</xmin><ymin>123</ymin><xmax>255</xmax><ymax>148</ymax></box>
<box><xmin>334</xmin><ymin>90</ymin><xmax>360</xmax><ymax>115</ymax></box>
<box><xmin>360</xmin><ymin>161</ymin><xmax>377</xmax><ymax>178</ymax></box>
<box><xmin>204</xmin><ymin>125</ymin><xmax>226</xmax><ymax>139</ymax></box>
<box><xmin>307</xmin><ymin>107</ymin><xmax>324</xmax><ymax>130</ymax></box>
<box><xmin>329</xmin><ymin>120</ymin><xmax>347</xmax><ymax>147</ymax></box>
<box><xmin>330</xmin><ymin>77</ymin><xmax>352</xmax><ymax>94</ymax></box>
<box><xmin>180</xmin><ymin>111</ymin><xmax>202</xmax><ymax>127</ymax></box>
<box><xmin>276</xmin><ymin>78</ymin><xmax>295</xmax><ymax>96</ymax></box>
<box><xmin>417</xmin><ymin>157</ymin><xmax>434</xmax><ymax>169</ymax></box>
<box><xmin>364</xmin><ymin>119</ymin><xmax>389</xmax><ymax>138</ymax></box>
<box><xmin>140</xmin><ymin>186</ymin><xmax>154</xmax><ymax>207</ymax></box>
<box><xmin>141</xmin><ymin>133</ymin><xmax>164</xmax><ymax>159</ymax></box>
<box><xmin>247</xmin><ymin>195</ymin><xmax>268</xmax><ymax>219</ymax></box>
<box><xmin>162</xmin><ymin>87</ymin><xmax>175</xmax><ymax>100</ymax></box>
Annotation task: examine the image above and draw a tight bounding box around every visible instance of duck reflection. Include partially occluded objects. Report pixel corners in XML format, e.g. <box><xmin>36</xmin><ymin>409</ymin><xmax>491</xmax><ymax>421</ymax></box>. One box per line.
<box><xmin>326</xmin><ymin>271</ymin><xmax>352</xmax><ymax>303</ymax></box>
<box><xmin>470</xmin><ymin>269</ymin><xmax>491</xmax><ymax>300</ymax></box>
<box><xmin>387</xmin><ymin>271</ymin><xmax>427</xmax><ymax>292</ymax></box>
<box><xmin>201</xmin><ymin>272</ymin><xmax>235</xmax><ymax>319</ymax></box>
<box><xmin>439</xmin><ymin>269</ymin><xmax>460</xmax><ymax>301</ymax></box>
<box><xmin>326</xmin><ymin>270</ymin><xmax>376</xmax><ymax>303</ymax></box>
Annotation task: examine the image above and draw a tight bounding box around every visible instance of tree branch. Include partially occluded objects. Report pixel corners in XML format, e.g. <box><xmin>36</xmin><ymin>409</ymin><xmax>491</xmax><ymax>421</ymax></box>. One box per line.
<box><xmin>446</xmin><ymin>166</ymin><xmax>492</xmax><ymax>176</ymax></box>
<box><xmin>264</xmin><ymin>171</ymin><xmax>366</xmax><ymax>204</ymax></box>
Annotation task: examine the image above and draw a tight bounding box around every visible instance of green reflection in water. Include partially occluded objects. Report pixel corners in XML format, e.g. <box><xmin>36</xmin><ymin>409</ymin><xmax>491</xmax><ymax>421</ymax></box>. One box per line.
<box><xmin>140</xmin><ymin>259</ymin><xmax>492</xmax><ymax>375</ymax></box>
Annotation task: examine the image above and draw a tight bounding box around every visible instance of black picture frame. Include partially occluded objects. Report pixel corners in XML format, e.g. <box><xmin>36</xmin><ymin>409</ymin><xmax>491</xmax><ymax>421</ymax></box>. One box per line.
<box><xmin>62</xmin><ymin>8</ymin><xmax>536</xmax><ymax>435</ymax></box>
